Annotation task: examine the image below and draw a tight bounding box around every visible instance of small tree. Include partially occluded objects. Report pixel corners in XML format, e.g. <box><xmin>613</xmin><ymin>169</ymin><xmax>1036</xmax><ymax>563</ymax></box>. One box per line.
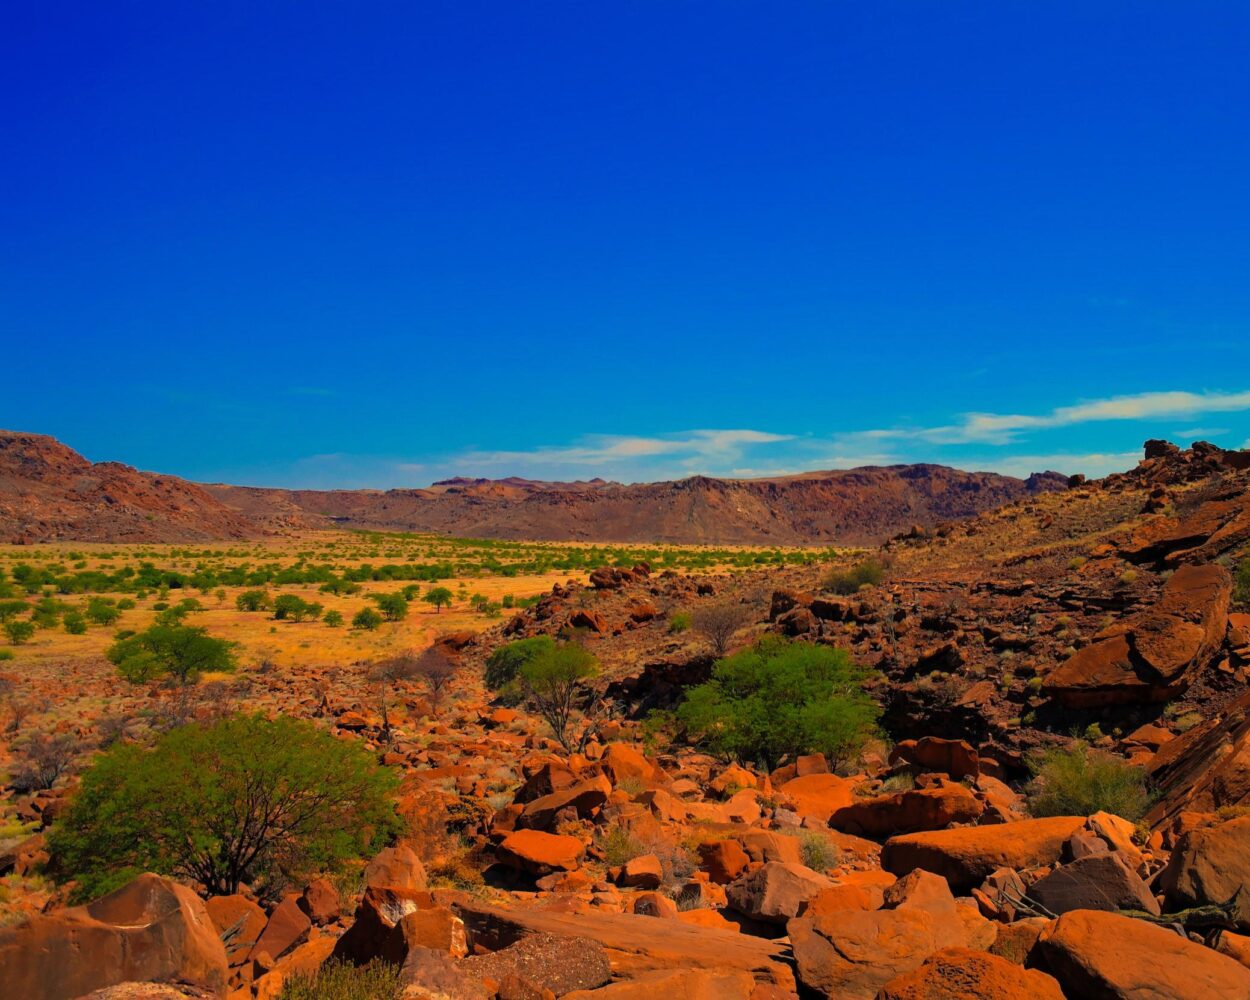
<box><xmin>236</xmin><ymin>589</ymin><xmax>271</xmax><ymax>612</ymax></box>
<box><xmin>423</xmin><ymin>587</ymin><xmax>453</xmax><ymax>614</ymax></box>
<box><xmin>678</xmin><ymin>636</ymin><xmax>880</xmax><ymax>771</ymax></box>
<box><xmin>519</xmin><ymin>642</ymin><xmax>600</xmax><ymax>753</ymax></box>
<box><xmin>367</xmin><ymin>651</ymin><xmax>422</xmax><ymax>737</ymax></box>
<box><xmin>85</xmin><ymin>598</ymin><xmax>121</xmax><ymax>627</ymax></box>
<box><xmin>372</xmin><ymin>592</ymin><xmax>409</xmax><ymax>622</ymax></box>
<box><xmin>12</xmin><ymin>731</ymin><xmax>77</xmax><ymax>792</ymax></box>
<box><xmin>352</xmin><ymin>607</ymin><xmax>383</xmax><ymax>631</ymax></box>
<box><xmin>273</xmin><ymin>595</ymin><xmax>323</xmax><ymax>622</ymax></box>
<box><xmin>0</xmin><ymin>600</ymin><xmax>29</xmax><ymax>622</ymax></box>
<box><xmin>107</xmin><ymin>623</ymin><xmax>236</xmax><ymax>685</ymax></box>
<box><xmin>63</xmin><ymin>611</ymin><xmax>88</xmax><ymax>635</ymax></box>
<box><xmin>50</xmin><ymin>714</ymin><xmax>401</xmax><ymax>901</ymax></box>
<box><xmin>823</xmin><ymin>558</ymin><xmax>885</xmax><ymax>595</ymax></box>
<box><xmin>414</xmin><ymin>646</ymin><xmax>458</xmax><ymax>716</ymax></box>
<box><xmin>691</xmin><ymin>601</ymin><xmax>752</xmax><ymax>657</ymax></box>
<box><xmin>323</xmin><ymin>610</ymin><xmax>344</xmax><ymax>628</ymax></box>
<box><xmin>4</xmin><ymin>620</ymin><xmax>35</xmax><ymax>646</ymax></box>
<box><xmin>1027</xmin><ymin>741</ymin><xmax>1150</xmax><ymax>821</ymax></box>
<box><xmin>484</xmin><ymin>635</ymin><xmax>555</xmax><ymax>691</ymax></box>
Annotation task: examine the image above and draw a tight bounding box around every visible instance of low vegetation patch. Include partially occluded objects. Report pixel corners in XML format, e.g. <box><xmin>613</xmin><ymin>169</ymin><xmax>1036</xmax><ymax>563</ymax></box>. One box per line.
<box><xmin>677</xmin><ymin>636</ymin><xmax>880</xmax><ymax>770</ymax></box>
<box><xmin>1026</xmin><ymin>740</ymin><xmax>1150</xmax><ymax>821</ymax></box>
<box><xmin>50</xmin><ymin>713</ymin><xmax>400</xmax><ymax>901</ymax></box>
<box><xmin>278</xmin><ymin>960</ymin><xmax>402</xmax><ymax>1000</ymax></box>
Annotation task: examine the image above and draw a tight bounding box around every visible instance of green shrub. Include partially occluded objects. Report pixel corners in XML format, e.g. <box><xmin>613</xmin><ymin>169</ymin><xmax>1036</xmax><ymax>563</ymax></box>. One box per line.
<box><xmin>85</xmin><ymin>598</ymin><xmax>121</xmax><ymax>626</ymax></box>
<box><xmin>798</xmin><ymin>831</ymin><xmax>839</xmax><ymax>872</ymax></box>
<box><xmin>1235</xmin><ymin>550</ymin><xmax>1250</xmax><ymax>607</ymax></box>
<box><xmin>677</xmin><ymin>636</ymin><xmax>880</xmax><ymax>770</ymax></box>
<box><xmin>4</xmin><ymin>620</ymin><xmax>35</xmax><ymax>645</ymax></box>
<box><xmin>278</xmin><ymin>960</ymin><xmax>402</xmax><ymax>1000</ymax></box>
<box><xmin>63</xmin><ymin>611</ymin><xmax>88</xmax><ymax>635</ymax></box>
<box><xmin>236</xmin><ymin>589</ymin><xmax>271</xmax><ymax>612</ymax></box>
<box><xmin>323</xmin><ymin>610</ymin><xmax>344</xmax><ymax>628</ymax></box>
<box><xmin>668</xmin><ymin>611</ymin><xmax>692</xmax><ymax>633</ymax></box>
<box><xmin>107</xmin><ymin>623</ymin><xmax>236</xmax><ymax>684</ymax></box>
<box><xmin>423</xmin><ymin>587</ymin><xmax>454</xmax><ymax>613</ymax></box>
<box><xmin>273</xmin><ymin>595</ymin><xmax>323</xmax><ymax>622</ymax></box>
<box><xmin>371</xmin><ymin>592</ymin><xmax>408</xmax><ymax>621</ymax></box>
<box><xmin>518</xmin><ymin>642</ymin><xmax>600</xmax><ymax>752</ymax></box>
<box><xmin>50</xmin><ymin>714</ymin><xmax>400</xmax><ymax>901</ymax></box>
<box><xmin>352</xmin><ymin>607</ymin><xmax>383</xmax><ymax>631</ymax></box>
<box><xmin>1026</xmin><ymin>741</ymin><xmax>1149</xmax><ymax>821</ymax></box>
<box><xmin>822</xmin><ymin>558</ymin><xmax>885</xmax><ymax>595</ymax></box>
<box><xmin>484</xmin><ymin>636</ymin><xmax>555</xmax><ymax>691</ymax></box>
<box><xmin>0</xmin><ymin>648</ymin><xmax>13</xmax><ymax>661</ymax></box>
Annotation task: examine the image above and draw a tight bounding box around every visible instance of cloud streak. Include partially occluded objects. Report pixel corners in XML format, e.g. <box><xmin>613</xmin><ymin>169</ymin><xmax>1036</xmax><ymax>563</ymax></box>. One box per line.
<box><xmin>853</xmin><ymin>389</ymin><xmax>1250</xmax><ymax>446</ymax></box>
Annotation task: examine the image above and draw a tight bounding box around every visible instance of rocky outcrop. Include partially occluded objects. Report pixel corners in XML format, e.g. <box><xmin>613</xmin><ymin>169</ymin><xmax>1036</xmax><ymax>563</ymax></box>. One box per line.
<box><xmin>1043</xmin><ymin>563</ymin><xmax>1231</xmax><ymax>706</ymax></box>
<box><xmin>0</xmin><ymin>873</ymin><xmax>228</xmax><ymax>1000</ymax></box>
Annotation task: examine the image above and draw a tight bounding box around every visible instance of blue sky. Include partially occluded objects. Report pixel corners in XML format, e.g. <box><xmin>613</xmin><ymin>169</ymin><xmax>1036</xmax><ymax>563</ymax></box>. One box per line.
<box><xmin>3</xmin><ymin>4</ymin><xmax>1249</xmax><ymax>488</ymax></box>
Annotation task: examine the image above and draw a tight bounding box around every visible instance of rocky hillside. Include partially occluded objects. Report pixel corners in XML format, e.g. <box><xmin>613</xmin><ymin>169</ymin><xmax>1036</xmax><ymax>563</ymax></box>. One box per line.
<box><xmin>3</xmin><ymin>442</ymin><xmax>1250</xmax><ymax>997</ymax></box>
<box><xmin>1</xmin><ymin>430</ymin><xmax>1072</xmax><ymax>545</ymax></box>
<box><xmin>206</xmin><ymin>464</ymin><xmax>1071</xmax><ymax>545</ymax></box>
<box><xmin>0</xmin><ymin>431</ymin><xmax>255</xmax><ymax>543</ymax></box>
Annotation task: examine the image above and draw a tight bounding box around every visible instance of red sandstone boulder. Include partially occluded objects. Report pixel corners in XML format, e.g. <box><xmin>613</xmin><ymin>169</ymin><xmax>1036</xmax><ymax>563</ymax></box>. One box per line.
<box><xmin>876</xmin><ymin>946</ymin><xmax>1065</xmax><ymax>999</ymax></box>
<box><xmin>881</xmin><ymin>816</ymin><xmax>1085</xmax><ymax>892</ymax></box>
<box><xmin>0</xmin><ymin>873</ymin><xmax>228</xmax><ymax>1000</ymax></box>
<box><xmin>497</xmin><ymin>828</ymin><xmax>585</xmax><ymax>874</ymax></box>
<box><xmin>726</xmin><ymin>861</ymin><xmax>830</xmax><ymax>924</ymax></box>
<box><xmin>1036</xmin><ymin>908</ymin><xmax>1250</xmax><ymax>999</ymax></box>
<box><xmin>1160</xmin><ymin>814</ymin><xmax>1250</xmax><ymax>917</ymax></box>
<box><xmin>829</xmin><ymin>781</ymin><xmax>983</xmax><ymax>837</ymax></box>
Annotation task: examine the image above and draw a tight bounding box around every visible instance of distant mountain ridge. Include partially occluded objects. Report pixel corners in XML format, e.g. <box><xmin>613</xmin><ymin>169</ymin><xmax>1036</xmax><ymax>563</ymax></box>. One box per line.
<box><xmin>0</xmin><ymin>430</ymin><xmax>1072</xmax><ymax>545</ymax></box>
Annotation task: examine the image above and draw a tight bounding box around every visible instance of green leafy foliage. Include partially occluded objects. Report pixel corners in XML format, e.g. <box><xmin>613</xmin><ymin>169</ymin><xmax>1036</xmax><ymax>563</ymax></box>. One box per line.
<box><xmin>50</xmin><ymin>714</ymin><xmax>401</xmax><ymax>901</ymax></box>
<box><xmin>1234</xmin><ymin>550</ymin><xmax>1250</xmax><ymax>608</ymax></box>
<box><xmin>822</xmin><ymin>558</ymin><xmax>885</xmax><ymax>595</ymax></box>
<box><xmin>85</xmin><ymin>597</ymin><xmax>121</xmax><ymax>626</ymax></box>
<box><xmin>518</xmin><ymin>642</ymin><xmax>600</xmax><ymax>752</ymax></box>
<box><xmin>62</xmin><ymin>610</ymin><xmax>88</xmax><ymax>635</ymax></box>
<box><xmin>278</xmin><ymin>960</ymin><xmax>402</xmax><ymax>1000</ymax></box>
<box><xmin>351</xmin><ymin>607</ymin><xmax>383</xmax><ymax>631</ymax></box>
<box><xmin>1027</xmin><ymin>741</ymin><xmax>1150</xmax><ymax>821</ymax></box>
<box><xmin>3</xmin><ymin>620</ymin><xmax>35</xmax><ymax>645</ymax></box>
<box><xmin>677</xmin><ymin>636</ymin><xmax>880</xmax><ymax>770</ymax></box>
<box><xmin>273</xmin><ymin>595</ymin><xmax>324</xmax><ymax>621</ymax></box>
<box><xmin>423</xmin><ymin>587</ymin><xmax>454</xmax><ymax>613</ymax></box>
<box><xmin>371</xmin><ymin>592</ymin><xmax>408</xmax><ymax>621</ymax></box>
<box><xmin>235</xmin><ymin>589</ymin><xmax>271</xmax><ymax>612</ymax></box>
<box><xmin>106</xmin><ymin>623</ymin><xmax>236</xmax><ymax>684</ymax></box>
<box><xmin>484</xmin><ymin>635</ymin><xmax>555</xmax><ymax>691</ymax></box>
<box><xmin>323</xmin><ymin>609</ymin><xmax>344</xmax><ymax>628</ymax></box>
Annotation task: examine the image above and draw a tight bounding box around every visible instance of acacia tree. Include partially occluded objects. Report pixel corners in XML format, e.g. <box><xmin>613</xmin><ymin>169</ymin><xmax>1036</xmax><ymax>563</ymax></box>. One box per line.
<box><xmin>519</xmin><ymin>642</ymin><xmax>600</xmax><ymax>753</ymax></box>
<box><xmin>50</xmin><ymin>714</ymin><xmax>400</xmax><ymax>901</ymax></box>
<box><xmin>414</xmin><ymin>646</ymin><xmax>458</xmax><ymax>716</ymax></box>
<box><xmin>367</xmin><ymin>651</ymin><xmax>422</xmax><ymax>738</ymax></box>
<box><xmin>106</xmin><ymin>623</ymin><xmax>236</xmax><ymax>684</ymax></box>
<box><xmin>691</xmin><ymin>600</ymin><xmax>753</xmax><ymax>657</ymax></box>
<box><xmin>423</xmin><ymin>587</ymin><xmax>454</xmax><ymax>614</ymax></box>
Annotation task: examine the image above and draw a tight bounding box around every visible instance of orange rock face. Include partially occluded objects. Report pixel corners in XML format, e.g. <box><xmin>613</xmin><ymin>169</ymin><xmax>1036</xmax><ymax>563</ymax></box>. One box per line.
<box><xmin>1037</xmin><ymin>908</ymin><xmax>1250</xmax><ymax>999</ymax></box>
<box><xmin>0</xmin><ymin>873</ymin><xmax>228</xmax><ymax>1000</ymax></box>
<box><xmin>880</xmin><ymin>816</ymin><xmax>1086</xmax><ymax>892</ymax></box>
<box><xmin>876</xmin><ymin>946</ymin><xmax>1065</xmax><ymax>999</ymax></box>
<box><xmin>497</xmin><ymin>828</ymin><xmax>585</xmax><ymax>873</ymax></box>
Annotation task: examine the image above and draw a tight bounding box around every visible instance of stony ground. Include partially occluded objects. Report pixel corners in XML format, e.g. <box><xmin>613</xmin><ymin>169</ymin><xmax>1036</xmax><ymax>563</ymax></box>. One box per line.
<box><xmin>3</xmin><ymin>441</ymin><xmax>1250</xmax><ymax>999</ymax></box>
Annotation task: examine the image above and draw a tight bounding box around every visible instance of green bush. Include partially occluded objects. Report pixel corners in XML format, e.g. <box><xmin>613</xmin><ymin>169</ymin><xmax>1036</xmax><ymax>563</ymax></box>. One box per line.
<box><xmin>798</xmin><ymin>831</ymin><xmax>839</xmax><ymax>872</ymax></box>
<box><xmin>273</xmin><ymin>595</ymin><xmax>323</xmax><ymax>622</ymax></box>
<box><xmin>822</xmin><ymin>558</ymin><xmax>885</xmax><ymax>595</ymax></box>
<box><xmin>677</xmin><ymin>636</ymin><xmax>880</xmax><ymax>770</ymax></box>
<box><xmin>1026</xmin><ymin>741</ymin><xmax>1149</xmax><ymax>821</ymax></box>
<box><xmin>484</xmin><ymin>635</ymin><xmax>555</xmax><ymax>691</ymax></box>
<box><xmin>371</xmin><ymin>592</ymin><xmax>408</xmax><ymax>622</ymax></box>
<box><xmin>323</xmin><ymin>610</ymin><xmax>344</xmax><ymax>628</ymax></box>
<box><xmin>0</xmin><ymin>600</ymin><xmax>28</xmax><ymax>622</ymax></box>
<box><xmin>0</xmin><ymin>649</ymin><xmax>13</xmax><ymax>661</ymax></box>
<box><xmin>518</xmin><ymin>641</ymin><xmax>600</xmax><ymax>752</ymax></box>
<box><xmin>50</xmin><ymin>714</ymin><xmax>400</xmax><ymax>901</ymax></box>
<box><xmin>107</xmin><ymin>623</ymin><xmax>236</xmax><ymax>684</ymax></box>
<box><xmin>668</xmin><ymin>611</ymin><xmax>692</xmax><ymax>633</ymax></box>
<box><xmin>1235</xmin><ymin>551</ymin><xmax>1250</xmax><ymax>607</ymax></box>
<box><xmin>3</xmin><ymin>620</ymin><xmax>35</xmax><ymax>645</ymax></box>
<box><xmin>236</xmin><ymin>589</ymin><xmax>271</xmax><ymax>612</ymax></box>
<box><xmin>423</xmin><ymin>587</ymin><xmax>454</xmax><ymax>613</ymax></box>
<box><xmin>352</xmin><ymin>607</ymin><xmax>383</xmax><ymax>631</ymax></box>
<box><xmin>63</xmin><ymin>611</ymin><xmax>88</xmax><ymax>635</ymax></box>
<box><xmin>278</xmin><ymin>959</ymin><xmax>402</xmax><ymax>1000</ymax></box>
<box><xmin>85</xmin><ymin>598</ymin><xmax>121</xmax><ymax>626</ymax></box>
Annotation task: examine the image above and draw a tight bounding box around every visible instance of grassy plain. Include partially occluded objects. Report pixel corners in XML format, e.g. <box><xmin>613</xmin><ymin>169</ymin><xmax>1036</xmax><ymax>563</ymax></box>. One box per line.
<box><xmin>0</xmin><ymin>530</ymin><xmax>841</xmax><ymax>667</ymax></box>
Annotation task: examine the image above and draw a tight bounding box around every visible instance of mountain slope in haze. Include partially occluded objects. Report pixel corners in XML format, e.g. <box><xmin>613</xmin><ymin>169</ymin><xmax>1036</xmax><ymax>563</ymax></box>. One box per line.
<box><xmin>0</xmin><ymin>431</ymin><xmax>256</xmax><ymax>543</ymax></box>
<box><xmin>206</xmin><ymin>464</ymin><xmax>1072</xmax><ymax>545</ymax></box>
<box><xmin>0</xmin><ymin>430</ymin><xmax>1072</xmax><ymax>545</ymax></box>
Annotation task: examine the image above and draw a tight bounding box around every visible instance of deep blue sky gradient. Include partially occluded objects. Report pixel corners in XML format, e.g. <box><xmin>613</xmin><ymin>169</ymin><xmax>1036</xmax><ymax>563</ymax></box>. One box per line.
<box><xmin>3</xmin><ymin>3</ymin><xmax>1249</xmax><ymax>486</ymax></box>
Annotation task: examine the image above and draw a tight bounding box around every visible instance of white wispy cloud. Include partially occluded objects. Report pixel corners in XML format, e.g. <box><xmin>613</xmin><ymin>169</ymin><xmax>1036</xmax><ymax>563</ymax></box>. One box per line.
<box><xmin>852</xmin><ymin>389</ymin><xmax>1250</xmax><ymax>446</ymax></box>
<box><xmin>455</xmin><ymin>429</ymin><xmax>793</xmax><ymax>470</ymax></box>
